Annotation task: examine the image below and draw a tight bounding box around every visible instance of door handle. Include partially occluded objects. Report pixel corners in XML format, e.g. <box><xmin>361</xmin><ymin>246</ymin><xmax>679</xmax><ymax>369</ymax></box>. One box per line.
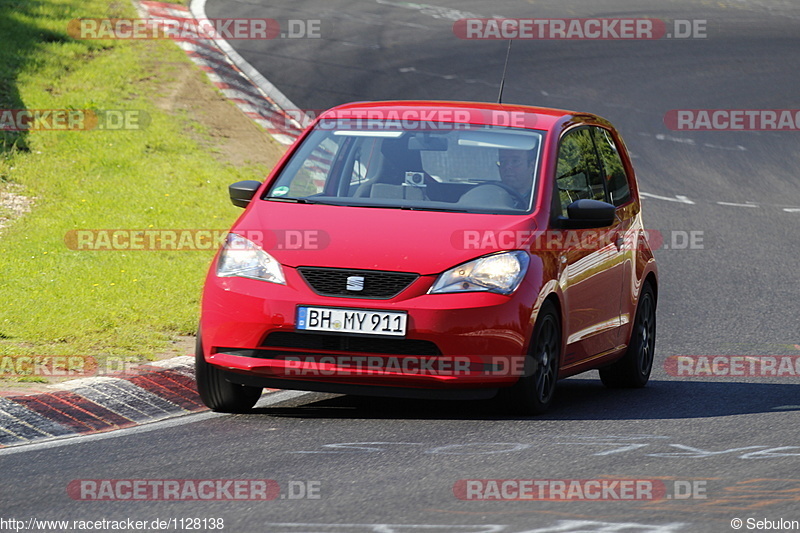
<box><xmin>614</xmin><ymin>232</ymin><xmax>624</xmax><ymax>250</ymax></box>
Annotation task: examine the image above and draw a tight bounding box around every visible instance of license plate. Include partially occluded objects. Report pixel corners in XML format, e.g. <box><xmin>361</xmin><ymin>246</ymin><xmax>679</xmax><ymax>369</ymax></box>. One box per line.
<box><xmin>296</xmin><ymin>306</ymin><xmax>407</xmax><ymax>337</ymax></box>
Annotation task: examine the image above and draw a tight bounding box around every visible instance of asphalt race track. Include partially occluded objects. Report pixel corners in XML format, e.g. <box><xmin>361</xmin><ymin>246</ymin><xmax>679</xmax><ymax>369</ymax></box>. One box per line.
<box><xmin>2</xmin><ymin>1</ymin><xmax>799</xmax><ymax>531</ymax></box>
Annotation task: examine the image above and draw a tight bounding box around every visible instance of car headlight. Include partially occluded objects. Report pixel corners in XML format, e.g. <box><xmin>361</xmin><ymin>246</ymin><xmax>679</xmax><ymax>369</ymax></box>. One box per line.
<box><xmin>216</xmin><ymin>233</ymin><xmax>286</xmax><ymax>284</ymax></box>
<box><xmin>429</xmin><ymin>251</ymin><xmax>529</xmax><ymax>295</ymax></box>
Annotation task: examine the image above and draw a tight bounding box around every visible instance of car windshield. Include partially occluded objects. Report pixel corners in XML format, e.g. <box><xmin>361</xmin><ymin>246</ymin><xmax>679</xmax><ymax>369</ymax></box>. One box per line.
<box><xmin>264</xmin><ymin>119</ymin><xmax>545</xmax><ymax>214</ymax></box>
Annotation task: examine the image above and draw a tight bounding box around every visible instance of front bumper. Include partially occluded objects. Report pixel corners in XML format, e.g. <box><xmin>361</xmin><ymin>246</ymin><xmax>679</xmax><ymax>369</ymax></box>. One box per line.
<box><xmin>200</xmin><ymin>266</ymin><xmax>537</xmax><ymax>395</ymax></box>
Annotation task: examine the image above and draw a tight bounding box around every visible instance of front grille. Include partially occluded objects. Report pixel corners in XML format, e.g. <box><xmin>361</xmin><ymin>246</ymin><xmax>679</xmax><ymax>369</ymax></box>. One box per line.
<box><xmin>262</xmin><ymin>331</ymin><xmax>441</xmax><ymax>356</ymax></box>
<box><xmin>297</xmin><ymin>267</ymin><xmax>418</xmax><ymax>299</ymax></box>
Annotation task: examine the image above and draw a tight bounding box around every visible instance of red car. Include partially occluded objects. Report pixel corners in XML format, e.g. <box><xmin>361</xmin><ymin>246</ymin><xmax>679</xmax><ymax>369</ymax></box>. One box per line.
<box><xmin>196</xmin><ymin>100</ymin><xmax>658</xmax><ymax>414</ymax></box>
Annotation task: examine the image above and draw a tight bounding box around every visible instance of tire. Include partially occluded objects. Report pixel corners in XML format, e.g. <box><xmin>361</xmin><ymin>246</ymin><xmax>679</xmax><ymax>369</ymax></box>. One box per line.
<box><xmin>195</xmin><ymin>330</ymin><xmax>262</xmax><ymax>412</ymax></box>
<box><xmin>599</xmin><ymin>283</ymin><xmax>656</xmax><ymax>388</ymax></box>
<box><xmin>508</xmin><ymin>301</ymin><xmax>561</xmax><ymax>415</ymax></box>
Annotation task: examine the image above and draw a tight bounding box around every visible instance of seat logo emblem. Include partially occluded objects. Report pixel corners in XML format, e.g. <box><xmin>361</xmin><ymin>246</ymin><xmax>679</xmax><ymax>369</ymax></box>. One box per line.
<box><xmin>346</xmin><ymin>276</ymin><xmax>365</xmax><ymax>291</ymax></box>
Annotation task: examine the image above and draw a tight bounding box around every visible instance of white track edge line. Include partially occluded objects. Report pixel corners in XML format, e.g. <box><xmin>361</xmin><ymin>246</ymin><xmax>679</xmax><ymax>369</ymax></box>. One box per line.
<box><xmin>190</xmin><ymin>0</ymin><xmax>311</xmax><ymax>127</ymax></box>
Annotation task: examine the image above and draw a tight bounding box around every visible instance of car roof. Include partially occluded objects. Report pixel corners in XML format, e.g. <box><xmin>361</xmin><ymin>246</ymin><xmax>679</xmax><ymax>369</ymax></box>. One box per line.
<box><xmin>317</xmin><ymin>100</ymin><xmax>595</xmax><ymax>132</ymax></box>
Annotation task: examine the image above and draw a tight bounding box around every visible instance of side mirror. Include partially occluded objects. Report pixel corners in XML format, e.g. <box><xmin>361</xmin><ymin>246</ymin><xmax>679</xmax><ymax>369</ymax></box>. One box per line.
<box><xmin>558</xmin><ymin>199</ymin><xmax>616</xmax><ymax>229</ymax></box>
<box><xmin>229</xmin><ymin>180</ymin><xmax>262</xmax><ymax>208</ymax></box>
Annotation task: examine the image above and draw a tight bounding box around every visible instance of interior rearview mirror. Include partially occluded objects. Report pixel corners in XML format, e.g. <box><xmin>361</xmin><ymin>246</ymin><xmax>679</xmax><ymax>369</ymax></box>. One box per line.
<box><xmin>408</xmin><ymin>134</ymin><xmax>448</xmax><ymax>151</ymax></box>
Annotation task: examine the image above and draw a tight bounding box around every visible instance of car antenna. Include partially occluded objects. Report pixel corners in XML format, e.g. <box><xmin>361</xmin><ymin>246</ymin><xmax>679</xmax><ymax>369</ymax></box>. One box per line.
<box><xmin>497</xmin><ymin>39</ymin><xmax>513</xmax><ymax>104</ymax></box>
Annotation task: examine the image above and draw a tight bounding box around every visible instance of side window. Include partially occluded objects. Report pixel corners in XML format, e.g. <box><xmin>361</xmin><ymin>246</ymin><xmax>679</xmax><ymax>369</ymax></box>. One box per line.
<box><xmin>345</xmin><ymin>139</ymin><xmax>379</xmax><ymax>195</ymax></box>
<box><xmin>286</xmin><ymin>137</ymin><xmax>342</xmax><ymax>197</ymax></box>
<box><xmin>555</xmin><ymin>127</ymin><xmax>605</xmax><ymax>217</ymax></box>
<box><xmin>350</xmin><ymin>138</ymin><xmax>380</xmax><ymax>186</ymax></box>
<box><xmin>593</xmin><ymin>127</ymin><xmax>631</xmax><ymax>206</ymax></box>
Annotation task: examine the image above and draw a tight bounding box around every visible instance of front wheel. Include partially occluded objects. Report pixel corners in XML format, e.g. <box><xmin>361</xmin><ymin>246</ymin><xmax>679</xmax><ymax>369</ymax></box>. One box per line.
<box><xmin>599</xmin><ymin>283</ymin><xmax>656</xmax><ymax>388</ymax></box>
<box><xmin>508</xmin><ymin>301</ymin><xmax>561</xmax><ymax>415</ymax></box>
<box><xmin>195</xmin><ymin>330</ymin><xmax>262</xmax><ymax>412</ymax></box>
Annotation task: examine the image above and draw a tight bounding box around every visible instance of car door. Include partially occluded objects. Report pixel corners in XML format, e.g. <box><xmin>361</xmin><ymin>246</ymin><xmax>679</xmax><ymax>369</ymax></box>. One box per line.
<box><xmin>592</xmin><ymin>126</ymin><xmax>637</xmax><ymax>344</ymax></box>
<box><xmin>552</xmin><ymin>126</ymin><xmax>626</xmax><ymax>367</ymax></box>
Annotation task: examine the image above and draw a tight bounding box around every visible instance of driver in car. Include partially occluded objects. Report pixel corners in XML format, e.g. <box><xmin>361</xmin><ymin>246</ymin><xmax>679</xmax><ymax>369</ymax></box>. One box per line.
<box><xmin>455</xmin><ymin>144</ymin><xmax>538</xmax><ymax>209</ymax></box>
<box><xmin>497</xmin><ymin>148</ymin><xmax>536</xmax><ymax>203</ymax></box>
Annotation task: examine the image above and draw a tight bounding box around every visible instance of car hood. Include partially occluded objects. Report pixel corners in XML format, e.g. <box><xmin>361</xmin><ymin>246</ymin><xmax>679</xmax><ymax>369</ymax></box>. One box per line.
<box><xmin>231</xmin><ymin>201</ymin><xmax>537</xmax><ymax>275</ymax></box>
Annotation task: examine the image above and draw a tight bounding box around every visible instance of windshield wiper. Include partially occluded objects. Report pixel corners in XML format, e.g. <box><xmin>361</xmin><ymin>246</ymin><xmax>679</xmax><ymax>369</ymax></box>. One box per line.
<box><xmin>265</xmin><ymin>197</ymin><xmax>326</xmax><ymax>204</ymax></box>
<box><xmin>400</xmin><ymin>206</ymin><xmax>470</xmax><ymax>213</ymax></box>
<box><xmin>345</xmin><ymin>204</ymin><xmax>472</xmax><ymax>213</ymax></box>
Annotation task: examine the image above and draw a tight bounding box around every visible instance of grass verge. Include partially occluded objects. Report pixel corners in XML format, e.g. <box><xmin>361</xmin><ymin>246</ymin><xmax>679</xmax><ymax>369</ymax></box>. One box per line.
<box><xmin>0</xmin><ymin>0</ymin><xmax>283</xmax><ymax>385</ymax></box>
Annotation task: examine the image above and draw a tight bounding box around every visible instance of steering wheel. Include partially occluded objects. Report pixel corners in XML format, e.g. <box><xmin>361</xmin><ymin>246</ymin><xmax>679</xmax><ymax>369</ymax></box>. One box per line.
<box><xmin>477</xmin><ymin>182</ymin><xmax>526</xmax><ymax>209</ymax></box>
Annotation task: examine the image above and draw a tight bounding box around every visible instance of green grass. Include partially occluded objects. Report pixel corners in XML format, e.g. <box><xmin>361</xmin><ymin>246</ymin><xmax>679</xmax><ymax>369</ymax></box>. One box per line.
<box><xmin>0</xmin><ymin>0</ymin><xmax>272</xmax><ymax>370</ymax></box>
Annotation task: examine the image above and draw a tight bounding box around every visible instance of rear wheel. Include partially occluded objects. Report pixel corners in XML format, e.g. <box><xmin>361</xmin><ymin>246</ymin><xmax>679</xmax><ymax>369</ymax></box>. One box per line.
<box><xmin>509</xmin><ymin>301</ymin><xmax>561</xmax><ymax>415</ymax></box>
<box><xmin>599</xmin><ymin>283</ymin><xmax>656</xmax><ymax>388</ymax></box>
<box><xmin>195</xmin><ymin>330</ymin><xmax>262</xmax><ymax>412</ymax></box>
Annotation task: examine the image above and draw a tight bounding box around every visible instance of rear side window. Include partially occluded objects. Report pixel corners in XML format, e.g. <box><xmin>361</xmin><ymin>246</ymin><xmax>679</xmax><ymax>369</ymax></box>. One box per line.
<box><xmin>555</xmin><ymin>127</ymin><xmax>605</xmax><ymax>217</ymax></box>
<box><xmin>594</xmin><ymin>127</ymin><xmax>631</xmax><ymax>206</ymax></box>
